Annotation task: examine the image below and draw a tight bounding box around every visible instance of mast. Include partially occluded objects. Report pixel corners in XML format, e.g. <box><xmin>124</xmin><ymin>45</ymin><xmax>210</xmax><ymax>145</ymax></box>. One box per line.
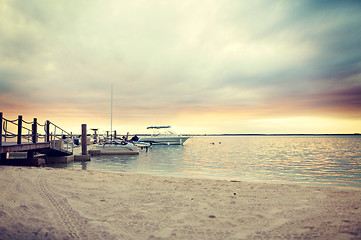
<box><xmin>110</xmin><ymin>83</ymin><xmax>113</xmax><ymax>141</ymax></box>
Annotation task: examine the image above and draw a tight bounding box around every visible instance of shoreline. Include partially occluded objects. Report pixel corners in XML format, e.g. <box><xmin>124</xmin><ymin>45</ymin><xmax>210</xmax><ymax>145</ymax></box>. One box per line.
<box><xmin>50</xmin><ymin>162</ymin><xmax>361</xmax><ymax>191</ymax></box>
<box><xmin>1</xmin><ymin>166</ymin><xmax>361</xmax><ymax>239</ymax></box>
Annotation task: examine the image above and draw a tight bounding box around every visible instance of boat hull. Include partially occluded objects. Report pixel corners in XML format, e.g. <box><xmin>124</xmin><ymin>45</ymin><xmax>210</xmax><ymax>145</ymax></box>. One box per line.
<box><xmin>138</xmin><ymin>136</ymin><xmax>189</xmax><ymax>145</ymax></box>
<box><xmin>95</xmin><ymin>143</ymin><xmax>138</xmax><ymax>152</ymax></box>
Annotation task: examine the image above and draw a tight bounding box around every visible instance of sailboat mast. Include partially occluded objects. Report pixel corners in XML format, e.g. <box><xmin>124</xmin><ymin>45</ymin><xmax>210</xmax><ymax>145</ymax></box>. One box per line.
<box><xmin>111</xmin><ymin>83</ymin><xmax>113</xmax><ymax>141</ymax></box>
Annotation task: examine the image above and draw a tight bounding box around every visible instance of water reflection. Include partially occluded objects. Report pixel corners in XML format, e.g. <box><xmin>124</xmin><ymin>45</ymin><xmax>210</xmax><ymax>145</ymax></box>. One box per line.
<box><xmin>80</xmin><ymin>161</ymin><xmax>87</xmax><ymax>170</ymax></box>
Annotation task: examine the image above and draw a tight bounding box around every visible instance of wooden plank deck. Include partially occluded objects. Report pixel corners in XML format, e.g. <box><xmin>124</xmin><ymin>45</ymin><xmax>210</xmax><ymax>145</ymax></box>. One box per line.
<box><xmin>1</xmin><ymin>142</ymin><xmax>51</xmax><ymax>154</ymax></box>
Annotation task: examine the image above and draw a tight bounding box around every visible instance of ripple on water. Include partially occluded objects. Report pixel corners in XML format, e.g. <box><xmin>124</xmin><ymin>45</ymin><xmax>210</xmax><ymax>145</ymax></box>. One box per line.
<box><xmin>51</xmin><ymin>136</ymin><xmax>361</xmax><ymax>188</ymax></box>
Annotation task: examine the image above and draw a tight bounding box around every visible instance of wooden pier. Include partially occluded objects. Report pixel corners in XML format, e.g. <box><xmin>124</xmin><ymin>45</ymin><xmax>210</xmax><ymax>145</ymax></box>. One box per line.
<box><xmin>0</xmin><ymin>113</ymin><xmax>88</xmax><ymax>166</ymax></box>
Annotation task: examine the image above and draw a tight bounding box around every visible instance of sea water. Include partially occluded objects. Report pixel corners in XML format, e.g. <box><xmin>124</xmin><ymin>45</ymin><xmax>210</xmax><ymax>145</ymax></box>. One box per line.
<box><xmin>54</xmin><ymin>136</ymin><xmax>361</xmax><ymax>188</ymax></box>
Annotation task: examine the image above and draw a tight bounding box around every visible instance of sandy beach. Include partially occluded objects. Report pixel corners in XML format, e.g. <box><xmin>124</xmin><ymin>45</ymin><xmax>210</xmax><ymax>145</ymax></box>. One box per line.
<box><xmin>0</xmin><ymin>166</ymin><xmax>360</xmax><ymax>240</ymax></box>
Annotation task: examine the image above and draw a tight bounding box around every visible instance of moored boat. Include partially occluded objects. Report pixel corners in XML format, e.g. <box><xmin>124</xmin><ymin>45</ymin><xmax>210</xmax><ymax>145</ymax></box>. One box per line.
<box><xmin>138</xmin><ymin>126</ymin><xmax>190</xmax><ymax>145</ymax></box>
<box><xmin>95</xmin><ymin>140</ymin><xmax>139</xmax><ymax>152</ymax></box>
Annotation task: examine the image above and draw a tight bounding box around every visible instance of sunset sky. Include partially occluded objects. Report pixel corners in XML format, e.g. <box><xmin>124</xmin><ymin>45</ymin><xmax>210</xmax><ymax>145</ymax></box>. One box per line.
<box><xmin>1</xmin><ymin>0</ymin><xmax>361</xmax><ymax>134</ymax></box>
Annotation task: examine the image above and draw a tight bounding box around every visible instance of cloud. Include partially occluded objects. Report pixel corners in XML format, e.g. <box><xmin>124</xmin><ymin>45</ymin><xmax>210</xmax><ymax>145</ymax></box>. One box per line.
<box><xmin>0</xmin><ymin>0</ymin><xmax>360</xmax><ymax>133</ymax></box>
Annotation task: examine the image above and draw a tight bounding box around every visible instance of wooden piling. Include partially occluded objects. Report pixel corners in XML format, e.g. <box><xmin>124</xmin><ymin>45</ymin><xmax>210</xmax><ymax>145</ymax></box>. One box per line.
<box><xmin>81</xmin><ymin>124</ymin><xmax>87</xmax><ymax>155</ymax></box>
<box><xmin>17</xmin><ymin>115</ymin><xmax>22</xmax><ymax>144</ymax></box>
<box><xmin>27</xmin><ymin>150</ymin><xmax>34</xmax><ymax>160</ymax></box>
<box><xmin>0</xmin><ymin>112</ymin><xmax>3</xmax><ymax>162</ymax></box>
<box><xmin>32</xmin><ymin>118</ymin><xmax>37</xmax><ymax>143</ymax></box>
<box><xmin>46</xmin><ymin>120</ymin><xmax>50</xmax><ymax>142</ymax></box>
<box><xmin>0</xmin><ymin>153</ymin><xmax>6</xmax><ymax>162</ymax></box>
<box><xmin>0</xmin><ymin>112</ymin><xmax>3</xmax><ymax>148</ymax></box>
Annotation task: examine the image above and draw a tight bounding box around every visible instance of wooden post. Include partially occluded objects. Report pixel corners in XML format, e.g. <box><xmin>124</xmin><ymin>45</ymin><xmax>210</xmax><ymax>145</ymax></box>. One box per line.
<box><xmin>27</xmin><ymin>150</ymin><xmax>34</xmax><ymax>160</ymax></box>
<box><xmin>32</xmin><ymin>118</ymin><xmax>37</xmax><ymax>143</ymax></box>
<box><xmin>0</xmin><ymin>113</ymin><xmax>3</xmax><ymax>161</ymax></box>
<box><xmin>0</xmin><ymin>112</ymin><xmax>3</xmax><ymax>148</ymax></box>
<box><xmin>17</xmin><ymin>115</ymin><xmax>22</xmax><ymax>144</ymax></box>
<box><xmin>46</xmin><ymin>120</ymin><xmax>50</xmax><ymax>142</ymax></box>
<box><xmin>0</xmin><ymin>153</ymin><xmax>6</xmax><ymax>162</ymax></box>
<box><xmin>81</xmin><ymin>124</ymin><xmax>87</xmax><ymax>155</ymax></box>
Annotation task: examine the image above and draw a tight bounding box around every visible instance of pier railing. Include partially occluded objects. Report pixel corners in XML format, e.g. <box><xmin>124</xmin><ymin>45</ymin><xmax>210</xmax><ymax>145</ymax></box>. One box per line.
<box><xmin>0</xmin><ymin>113</ymin><xmax>73</xmax><ymax>154</ymax></box>
<box><xmin>46</xmin><ymin>121</ymin><xmax>73</xmax><ymax>153</ymax></box>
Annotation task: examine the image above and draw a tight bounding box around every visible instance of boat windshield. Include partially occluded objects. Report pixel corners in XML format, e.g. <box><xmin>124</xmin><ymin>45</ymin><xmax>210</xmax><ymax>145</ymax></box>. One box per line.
<box><xmin>147</xmin><ymin>126</ymin><xmax>171</xmax><ymax>129</ymax></box>
<box><xmin>147</xmin><ymin>126</ymin><xmax>179</xmax><ymax>136</ymax></box>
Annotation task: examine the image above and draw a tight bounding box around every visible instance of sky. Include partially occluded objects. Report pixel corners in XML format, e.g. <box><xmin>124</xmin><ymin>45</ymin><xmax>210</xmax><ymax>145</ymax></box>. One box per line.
<box><xmin>1</xmin><ymin>0</ymin><xmax>361</xmax><ymax>134</ymax></box>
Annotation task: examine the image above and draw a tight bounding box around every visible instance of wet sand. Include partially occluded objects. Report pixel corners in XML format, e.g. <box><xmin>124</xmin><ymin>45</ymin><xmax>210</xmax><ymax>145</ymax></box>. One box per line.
<box><xmin>0</xmin><ymin>166</ymin><xmax>360</xmax><ymax>240</ymax></box>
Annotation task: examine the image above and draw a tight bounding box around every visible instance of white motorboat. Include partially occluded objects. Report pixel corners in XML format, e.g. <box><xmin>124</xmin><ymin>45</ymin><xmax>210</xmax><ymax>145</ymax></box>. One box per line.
<box><xmin>95</xmin><ymin>140</ymin><xmax>139</xmax><ymax>152</ymax></box>
<box><xmin>95</xmin><ymin>139</ymin><xmax>151</xmax><ymax>152</ymax></box>
<box><xmin>138</xmin><ymin>126</ymin><xmax>190</xmax><ymax>145</ymax></box>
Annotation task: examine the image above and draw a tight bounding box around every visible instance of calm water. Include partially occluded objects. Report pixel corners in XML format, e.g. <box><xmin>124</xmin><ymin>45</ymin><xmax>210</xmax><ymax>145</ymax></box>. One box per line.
<box><xmin>54</xmin><ymin>136</ymin><xmax>361</xmax><ymax>188</ymax></box>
